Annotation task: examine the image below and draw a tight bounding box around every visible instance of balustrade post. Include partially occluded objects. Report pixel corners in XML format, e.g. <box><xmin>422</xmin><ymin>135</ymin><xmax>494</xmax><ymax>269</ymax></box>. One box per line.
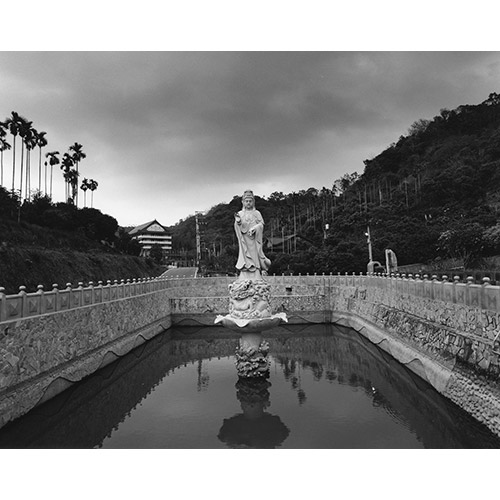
<box><xmin>51</xmin><ymin>284</ymin><xmax>59</xmax><ymax>311</ymax></box>
<box><xmin>481</xmin><ymin>277</ymin><xmax>492</xmax><ymax>310</ymax></box>
<box><xmin>65</xmin><ymin>283</ymin><xmax>73</xmax><ymax>311</ymax></box>
<box><xmin>0</xmin><ymin>287</ymin><xmax>6</xmax><ymax>322</ymax></box>
<box><xmin>37</xmin><ymin>285</ymin><xmax>45</xmax><ymax>314</ymax></box>
<box><xmin>19</xmin><ymin>286</ymin><xmax>27</xmax><ymax>318</ymax></box>
<box><xmin>88</xmin><ymin>282</ymin><xmax>95</xmax><ymax>304</ymax></box>
<box><xmin>76</xmin><ymin>282</ymin><xmax>84</xmax><ymax>308</ymax></box>
<box><xmin>95</xmin><ymin>281</ymin><xmax>103</xmax><ymax>303</ymax></box>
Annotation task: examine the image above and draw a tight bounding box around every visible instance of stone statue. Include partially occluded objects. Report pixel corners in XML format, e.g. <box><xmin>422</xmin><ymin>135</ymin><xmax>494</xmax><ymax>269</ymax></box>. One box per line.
<box><xmin>214</xmin><ymin>189</ymin><xmax>287</xmax><ymax>378</ymax></box>
<box><xmin>234</xmin><ymin>190</ymin><xmax>271</xmax><ymax>279</ymax></box>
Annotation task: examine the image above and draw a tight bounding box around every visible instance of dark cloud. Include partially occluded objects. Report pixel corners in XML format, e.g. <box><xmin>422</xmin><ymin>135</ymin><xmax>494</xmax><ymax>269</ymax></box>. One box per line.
<box><xmin>1</xmin><ymin>52</ymin><xmax>499</xmax><ymax>226</ymax></box>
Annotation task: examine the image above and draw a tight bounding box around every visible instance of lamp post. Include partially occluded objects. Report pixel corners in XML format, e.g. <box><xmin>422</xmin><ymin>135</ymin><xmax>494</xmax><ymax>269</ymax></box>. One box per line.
<box><xmin>365</xmin><ymin>225</ymin><xmax>375</xmax><ymax>273</ymax></box>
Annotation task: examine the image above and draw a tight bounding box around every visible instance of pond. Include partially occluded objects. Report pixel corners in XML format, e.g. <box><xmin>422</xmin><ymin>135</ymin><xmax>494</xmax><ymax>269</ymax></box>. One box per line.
<box><xmin>0</xmin><ymin>323</ymin><xmax>499</xmax><ymax>448</ymax></box>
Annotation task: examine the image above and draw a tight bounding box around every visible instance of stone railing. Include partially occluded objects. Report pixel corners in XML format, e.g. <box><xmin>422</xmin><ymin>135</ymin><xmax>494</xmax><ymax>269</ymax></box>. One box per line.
<box><xmin>0</xmin><ymin>277</ymin><xmax>171</xmax><ymax>323</ymax></box>
<box><xmin>2</xmin><ymin>271</ymin><xmax>499</xmax><ymax>323</ymax></box>
<box><xmin>332</xmin><ymin>272</ymin><xmax>500</xmax><ymax>312</ymax></box>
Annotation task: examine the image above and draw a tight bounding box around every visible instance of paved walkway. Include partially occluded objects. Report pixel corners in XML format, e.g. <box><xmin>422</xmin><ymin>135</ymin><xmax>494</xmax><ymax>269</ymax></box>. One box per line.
<box><xmin>159</xmin><ymin>267</ymin><xmax>198</xmax><ymax>279</ymax></box>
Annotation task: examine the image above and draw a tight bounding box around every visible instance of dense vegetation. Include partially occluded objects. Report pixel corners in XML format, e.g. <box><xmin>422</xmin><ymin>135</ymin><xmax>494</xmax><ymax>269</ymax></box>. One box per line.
<box><xmin>169</xmin><ymin>93</ymin><xmax>500</xmax><ymax>276</ymax></box>
<box><xmin>0</xmin><ymin>110</ymin><xmax>161</xmax><ymax>294</ymax></box>
<box><xmin>0</xmin><ymin>188</ymin><xmax>160</xmax><ymax>294</ymax></box>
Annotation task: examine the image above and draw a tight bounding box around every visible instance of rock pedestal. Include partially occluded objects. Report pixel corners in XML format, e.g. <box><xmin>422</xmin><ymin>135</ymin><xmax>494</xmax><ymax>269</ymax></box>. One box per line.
<box><xmin>214</xmin><ymin>273</ymin><xmax>287</xmax><ymax>378</ymax></box>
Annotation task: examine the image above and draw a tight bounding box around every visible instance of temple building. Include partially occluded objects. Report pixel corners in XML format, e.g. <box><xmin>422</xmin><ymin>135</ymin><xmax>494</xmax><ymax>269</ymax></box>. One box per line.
<box><xmin>128</xmin><ymin>220</ymin><xmax>172</xmax><ymax>257</ymax></box>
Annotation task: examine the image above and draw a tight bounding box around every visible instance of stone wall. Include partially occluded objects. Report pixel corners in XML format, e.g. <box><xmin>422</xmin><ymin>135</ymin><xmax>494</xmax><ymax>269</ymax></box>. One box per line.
<box><xmin>2</xmin><ymin>273</ymin><xmax>500</xmax><ymax>437</ymax></box>
<box><xmin>327</xmin><ymin>273</ymin><xmax>500</xmax><ymax>436</ymax></box>
<box><xmin>0</xmin><ymin>287</ymin><xmax>172</xmax><ymax>427</ymax></box>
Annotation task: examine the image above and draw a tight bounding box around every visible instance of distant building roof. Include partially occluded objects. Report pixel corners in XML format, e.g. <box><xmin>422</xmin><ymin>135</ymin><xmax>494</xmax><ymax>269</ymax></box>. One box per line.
<box><xmin>128</xmin><ymin>219</ymin><xmax>169</xmax><ymax>236</ymax></box>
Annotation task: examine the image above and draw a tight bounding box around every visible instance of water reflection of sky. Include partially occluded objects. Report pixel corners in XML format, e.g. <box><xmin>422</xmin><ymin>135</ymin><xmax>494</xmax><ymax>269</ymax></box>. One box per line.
<box><xmin>0</xmin><ymin>324</ymin><xmax>499</xmax><ymax>449</ymax></box>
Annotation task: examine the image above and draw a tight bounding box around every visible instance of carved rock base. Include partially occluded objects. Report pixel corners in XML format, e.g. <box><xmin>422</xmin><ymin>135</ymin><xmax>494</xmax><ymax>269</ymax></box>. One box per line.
<box><xmin>235</xmin><ymin>333</ymin><xmax>270</xmax><ymax>379</ymax></box>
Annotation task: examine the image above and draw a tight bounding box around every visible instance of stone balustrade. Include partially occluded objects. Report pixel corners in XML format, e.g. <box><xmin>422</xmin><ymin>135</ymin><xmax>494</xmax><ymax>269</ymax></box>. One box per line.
<box><xmin>2</xmin><ymin>271</ymin><xmax>499</xmax><ymax>322</ymax></box>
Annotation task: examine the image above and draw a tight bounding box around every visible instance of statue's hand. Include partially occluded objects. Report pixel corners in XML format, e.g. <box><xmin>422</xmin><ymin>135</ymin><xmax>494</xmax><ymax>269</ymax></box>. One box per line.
<box><xmin>234</xmin><ymin>212</ymin><xmax>241</xmax><ymax>224</ymax></box>
<box><xmin>248</xmin><ymin>226</ymin><xmax>256</xmax><ymax>236</ymax></box>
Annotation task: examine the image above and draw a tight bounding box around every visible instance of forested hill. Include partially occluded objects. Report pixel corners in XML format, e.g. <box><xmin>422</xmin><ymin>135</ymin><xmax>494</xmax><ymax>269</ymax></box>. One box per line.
<box><xmin>169</xmin><ymin>92</ymin><xmax>500</xmax><ymax>275</ymax></box>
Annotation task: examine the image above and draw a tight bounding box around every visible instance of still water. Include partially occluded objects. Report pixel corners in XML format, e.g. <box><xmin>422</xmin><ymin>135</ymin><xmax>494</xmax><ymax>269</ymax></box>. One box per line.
<box><xmin>1</xmin><ymin>324</ymin><xmax>499</xmax><ymax>448</ymax></box>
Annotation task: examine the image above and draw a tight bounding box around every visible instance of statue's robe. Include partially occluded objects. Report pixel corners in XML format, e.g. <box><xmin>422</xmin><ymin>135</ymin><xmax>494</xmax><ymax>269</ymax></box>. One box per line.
<box><xmin>234</xmin><ymin>209</ymin><xmax>270</xmax><ymax>273</ymax></box>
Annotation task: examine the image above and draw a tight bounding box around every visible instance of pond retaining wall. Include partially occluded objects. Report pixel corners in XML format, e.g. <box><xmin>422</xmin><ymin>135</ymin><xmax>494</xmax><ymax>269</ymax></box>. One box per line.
<box><xmin>2</xmin><ymin>273</ymin><xmax>500</xmax><ymax>437</ymax></box>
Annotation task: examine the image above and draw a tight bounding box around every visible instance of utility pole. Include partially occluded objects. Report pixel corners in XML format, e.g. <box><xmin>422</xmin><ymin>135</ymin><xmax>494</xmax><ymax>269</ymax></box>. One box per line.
<box><xmin>195</xmin><ymin>211</ymin><xmax>203</xmax><ymax>267</ymax></box>
<box><xmin>293</xmin><ymin>204</ymin><xmax>297</xmax><ymax>252</ymax></box>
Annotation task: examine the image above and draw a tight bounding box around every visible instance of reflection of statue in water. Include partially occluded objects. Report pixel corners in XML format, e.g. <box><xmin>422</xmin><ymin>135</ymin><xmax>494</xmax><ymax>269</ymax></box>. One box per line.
<box><xmin>234</xmin><ymin>190</ymin><xmax>271</xmax><ymax>279</ymax></box>
<box><xmin>217</xmin><ymin>378</ymin><xmax>290</xmax><ymax>448</ymax></box>
<box><xmin>214</xmin><ymin>189</ymin><xmax>287</xmax><ymax>379</ymax></box>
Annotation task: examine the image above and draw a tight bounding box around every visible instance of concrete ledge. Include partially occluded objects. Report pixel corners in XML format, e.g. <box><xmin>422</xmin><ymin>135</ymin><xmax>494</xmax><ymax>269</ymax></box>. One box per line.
<box><xmin>331</xmin><ymin>311</ymin><xmax>455</xmax><ymax>394</ymax></box>
<box><xmin>331</xmin><ymin>310</ymin><xmax>500</xmax><ymax>437</ymax></box>
<box><xmin>0</xmin><ymin>316</ymin><xmax>171</xmax><ymax>429</ymax></box>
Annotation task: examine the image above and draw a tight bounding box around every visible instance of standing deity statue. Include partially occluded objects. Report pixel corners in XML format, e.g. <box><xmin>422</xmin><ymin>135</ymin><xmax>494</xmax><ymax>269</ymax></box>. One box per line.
<box><xmin>234</xmin><ymin>190</ymin><xmax>271</xmax><ymax>279</ymax></box>
<box><xmin>215</xmin><ymin>189</ymin><xmax>287</xmax><ymax>379</ymax></box>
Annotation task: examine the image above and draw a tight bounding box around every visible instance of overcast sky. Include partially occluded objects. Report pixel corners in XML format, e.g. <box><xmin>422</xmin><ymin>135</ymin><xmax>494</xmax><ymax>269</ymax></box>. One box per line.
<box><xmin>1</xmin><ymin>51</ymin><xmax>500</xmax><ymax>227</ymax></box>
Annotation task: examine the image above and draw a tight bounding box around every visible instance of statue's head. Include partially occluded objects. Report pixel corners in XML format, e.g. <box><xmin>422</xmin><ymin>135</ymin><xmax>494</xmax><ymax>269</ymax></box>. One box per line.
<box><xmin>242</xmin><ymin>190</ymin><xmax>255</xmax><ymax>209</ymax></box>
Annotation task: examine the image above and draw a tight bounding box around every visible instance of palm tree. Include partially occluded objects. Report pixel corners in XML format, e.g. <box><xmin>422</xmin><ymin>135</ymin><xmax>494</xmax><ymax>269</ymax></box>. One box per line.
<box><xmin>0</xmin><ymin>122</ymin><xmax>11</xmax><ymax>187</ymax></box>
<box><xmin>60</xmin><ymin>152</ymin><xmax>74</xmax><ymax>202</ymax></box>
<box><xmin>80</xmin><ymin>178</ymin><xmax>89</xmax><ymax>207</ymax></box>
<box><xmin>65</xmin><ymin>168</ymin><xmax>79</xmax><ymax>204</ymax></box>
<box><xmin>0</xmin><ymin>121</ymin><xmax>7</xmax><ymax>186</ymax></box>
<box><xmin>25</xmin><ymin>126</ymin><xmax>37</xmax><ymax>200</ymax></box>
<box><xmin>17</xmin><ymin>117</ymin><xmax>32</xmax><ymax>201</ymax></box>
<box><xmin>88</xmin><ymin>179</ymin><xmax>98</xmax><ymax>208</ymax></box>
<box><xmin>4</xmin><ymin>111</ymin><xmax>23</xmax><ymax>194</ymax></box>
<box><xmin>35</xmin><ymin>131</ymin><xmax>48</xmax><ymax>193</ymax></box>
<box><xmin>0</xmin><ymin>139</ymin><xmax>11</xmax><ymax>187</ymax></box>
<box><xmin>69</xmin><ymin>142</ymin><xmax>86</xmax><ymax>207</ymax></box>
<box><xmin>45</xmin><ymin>151</ymin><xmax>60</xmax><ymax>200</ymax></box>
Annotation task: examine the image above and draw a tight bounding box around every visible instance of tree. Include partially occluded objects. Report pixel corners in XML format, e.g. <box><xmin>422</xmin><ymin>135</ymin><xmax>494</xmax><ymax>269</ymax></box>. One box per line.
<box><xmin>407</xmin><ymin>118</ymin><xmax>431</xmax><ymax>136</ymax></box>
<box><xmin>35</xmin><ymin>131</ymin><xmax>48</xmax><ymax>193</ymax></box>
<box><xmin>69</xmin><ymin>142</ymin><xmax>86</xmax><ymax>207</ymax></box>
<box><xmin>437</xmin><ymin>223</ymin><xmax>485</xmax><ymax>269</ymax></box>
<box><xmin>88</xmin><ymin>179</ymin><xmax>98</xmax><ymax>207</ymax></box>
<box><xmin>149</xmin><ymin>243</ymin><xmax>164</xmax><ymax>264</ymax></box>
<box><xmin>3</xmin><ymin>111</ymin><xmax>23</xmax><ymax>194</ymax></box>
<box><xmin>0</xmin><ymin>135</ymin><xmax>11</xmax><ymax>188</ymax></box>
<box><xmin>0</xmin><ymin>186</ymin><xmax>19</xmax><ymax>219</ymax></box>
<box><xmin>25</xmin><ymin>126</ymin><xmax>38</xmax><ymax>200</ymax></box>
<box><xmin>80</xmin><ymin>178</ymin><xmax>90</xmax><ymax>207</ymax></box>
<box><xmin>17</xmin><ymin>116</ymin><xmax>33</xmax><ymax>201</ymax></box>
<box><xmin>483</xmin><ymin>224</ymin><xmax>500</xmax><ymax>255</ymax></box>
<box><xmin>60</xmin><ymin>152</ymin><xmax>74</xmax><ymax>202</ymax></box>
<box><xmin>65</xmin><ymin>169</ymin><xmax>79</xmax><ymax>204</ymax></box>
<box><xmin>45</xmin><ymin>151</ymin><xmax>60</xmax><ymax>199</ymax></box>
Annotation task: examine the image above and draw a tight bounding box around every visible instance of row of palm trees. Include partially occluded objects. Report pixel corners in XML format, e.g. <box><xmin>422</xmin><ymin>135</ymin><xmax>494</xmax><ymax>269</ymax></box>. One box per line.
<box><xmin>0</xmin><ymin>111</ymin><xmax>98</xmax><ymax>208</ymax></box>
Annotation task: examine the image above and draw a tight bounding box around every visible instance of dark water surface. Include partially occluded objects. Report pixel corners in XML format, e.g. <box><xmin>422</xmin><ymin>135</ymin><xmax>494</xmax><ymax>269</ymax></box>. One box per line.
<box><xmin>1</xmin><ymin>324</ymin><xmax>499</xmax><ymax>448</ymax></box>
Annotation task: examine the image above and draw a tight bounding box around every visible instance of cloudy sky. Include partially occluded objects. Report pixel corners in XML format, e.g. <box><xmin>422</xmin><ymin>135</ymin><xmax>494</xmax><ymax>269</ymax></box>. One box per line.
<box><xmin>1</xmin><ymin>50</ymin><xmax>500</xmax><ymax>227</ymax></box>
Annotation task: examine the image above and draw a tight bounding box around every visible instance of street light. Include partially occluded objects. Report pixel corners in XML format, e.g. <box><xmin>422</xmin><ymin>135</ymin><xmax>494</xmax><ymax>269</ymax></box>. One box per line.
<box><xmin>365</xmin><ymin>226</ymin><xmax>373</xmax><ymax>263</ymax></box>
<box><xmin>365</xmin><ymin>225</ymin><xmax>381</xmax><ymax>274</ymax></box>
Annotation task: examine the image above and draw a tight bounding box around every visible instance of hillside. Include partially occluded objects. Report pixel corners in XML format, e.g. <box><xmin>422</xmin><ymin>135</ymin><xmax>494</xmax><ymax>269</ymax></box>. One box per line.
<box><xmin>0</xmin><ymin>192</ymin><xmax>162</xmax><ymax>294</ymax></box>
<box><xmin>3</xmin><ymin>92</ymin><xmax>500</xmax><ymax>286</ymax></box>
<box><xmin>168</xmin><ymin>93</ymin><xmax>500</xmax><ymax>276</ymax></box>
